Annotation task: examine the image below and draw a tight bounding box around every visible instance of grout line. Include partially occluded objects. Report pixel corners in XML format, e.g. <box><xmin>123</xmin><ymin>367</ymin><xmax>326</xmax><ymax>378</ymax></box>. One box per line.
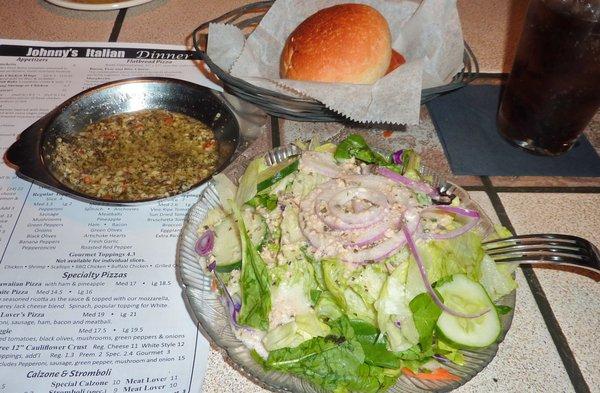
<box><xmin>108</xmin><ymin>8</ymin><xmax>128</xmax><ymax>42</ymax></box>
<box><xmin>462</xmin><ymin>185</ymin><xmax>486</xmax><ymax>192</ymax></box>
<box><xmin>492</xmin><ymin>186</ymin><xmax>600</xmax><ymax>193</ymax></box>
<box><xmin>270</xmin><ymin>116</ymin><xmax>280</xmax><ymax>148</ymax></box>
<box><xmin>461</xmin><ymin>185</ymin><xmax>600</xmax><ymax>193</ymax></box>
<box><xmin>480</xmin><ymin>176</ymin><xmax>591</xmax><ymax>393</ymax></box>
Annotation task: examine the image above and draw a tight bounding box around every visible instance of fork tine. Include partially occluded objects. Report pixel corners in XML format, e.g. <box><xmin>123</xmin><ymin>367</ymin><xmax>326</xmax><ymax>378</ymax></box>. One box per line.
<box><xmin>483</xmin><ymin>233</ymin><xmax>585</xmax><ymax>246</ymax></box>
<box><xmin>489</xmin><ymin>250</ymin><xmax>590</xmax><ymax>261</ymax></box>
<box><xmin>483</xmin><ymin>233</ymin><xmax>600</xmax><ymax>273</ymax></box>
<box><xmin>491</xmin><ymin>256</ymin><xmax>597</xmax><ymax>271</ymax></box>
<box><xmin>484</xmin><ymin>244</ymin><xmax>589</xmax><ymax>257</ymax></box>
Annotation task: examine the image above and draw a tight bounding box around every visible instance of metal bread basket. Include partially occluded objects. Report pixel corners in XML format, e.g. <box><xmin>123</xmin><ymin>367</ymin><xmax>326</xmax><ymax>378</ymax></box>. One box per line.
<box><xmin>192</xmin><ymin>0</ymin><xmax>479</xmax><ymax>122</ymax></box>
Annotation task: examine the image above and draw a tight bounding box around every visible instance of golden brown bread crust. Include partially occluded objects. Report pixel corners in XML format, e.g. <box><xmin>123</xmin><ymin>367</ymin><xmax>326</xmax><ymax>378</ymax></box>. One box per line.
<box><xmin>280</xmin><ymin>4</ymin><xmax>392</xmax><ymax>84</ymax></box>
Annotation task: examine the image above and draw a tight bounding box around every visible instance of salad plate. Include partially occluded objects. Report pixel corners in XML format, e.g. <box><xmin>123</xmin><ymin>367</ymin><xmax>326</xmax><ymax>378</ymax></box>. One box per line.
<box><xmin>178</xmin><ymin>140</ymin><xmax>516</xmax><ymax>392</ymax></box>
<box><xmin>44</xmin><ymin>0</ymin><xmax>154</xmax><ymax>11</ymax></box>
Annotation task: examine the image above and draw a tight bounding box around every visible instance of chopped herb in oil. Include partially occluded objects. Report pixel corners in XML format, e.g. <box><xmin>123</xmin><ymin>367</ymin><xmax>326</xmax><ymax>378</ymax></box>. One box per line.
<box><xmin>48</xmin><ymin>109</ymin><xmax>219</xmax><ymax>200</ymax></box>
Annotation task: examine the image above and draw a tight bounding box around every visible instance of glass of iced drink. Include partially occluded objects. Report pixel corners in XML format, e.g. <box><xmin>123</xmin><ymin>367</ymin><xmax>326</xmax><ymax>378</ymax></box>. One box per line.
<box><xmin>497</xmin><ymin>0</ymin><xmax>600</xmax><ymax>156</ymax></box>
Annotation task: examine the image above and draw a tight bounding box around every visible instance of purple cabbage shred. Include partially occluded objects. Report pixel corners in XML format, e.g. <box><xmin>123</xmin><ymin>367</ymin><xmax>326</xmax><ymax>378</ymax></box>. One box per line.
<box><xmin>391</xmin><ymin>150</ymin><xmax>404</xmax><ymax>165</ymax></box>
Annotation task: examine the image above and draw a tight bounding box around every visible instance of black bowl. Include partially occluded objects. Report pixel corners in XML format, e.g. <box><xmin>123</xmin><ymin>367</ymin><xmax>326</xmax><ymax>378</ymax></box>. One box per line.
<box><xmin>5</xmin><ymin>77</ymin><xmax>240</xmax><ymax>205</ymax></box>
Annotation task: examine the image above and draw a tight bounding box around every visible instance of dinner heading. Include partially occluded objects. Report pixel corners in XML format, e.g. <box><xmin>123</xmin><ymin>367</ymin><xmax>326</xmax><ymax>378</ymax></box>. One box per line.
<box><xmin>0</xmin><ymin>44</ymin><xmax>196</xmax><ymax>60</ymax></box>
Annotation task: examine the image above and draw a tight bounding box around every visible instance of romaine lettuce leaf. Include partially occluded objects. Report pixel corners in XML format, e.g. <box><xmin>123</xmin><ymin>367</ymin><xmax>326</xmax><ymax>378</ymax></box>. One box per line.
<box><xmin>301</xmin><ymin>247</ymin><xmax>326</xmax><ymax>290</ymax></box>
<box><xmin>405</xmin><ymin>232</ymin><xmax>484</xmax><ymax>301</ymax></box>
<box><xmin>271</xmin><ymin>246</ymin><xmax>316</xmax><ymax>289</ymax></box>
<box><xmin>213</xmin><ymin>173</ymin><xmax>237</xmax><ymax>213</ymax></box>
<box><xmin>233</xmin><ymin>204</ymin><xmax>271</xmax><ymax>331</ymax></box>
<box><xmin>268</xmin><ymin>247</ymin><xmax>318</xmax><ymax>329</ymax></box>
<box><xmin>315</xmin><ymin>291</ymin><xmax>343</xmax><ymax>321</ymax></box>
<box><xmin>279</xmin><ymin>205</ymin><xmax>304</xmax><ymax>245</ymax></box>
<box><xmin>322</xmin><ymin>259</ymin><xmax>384</xmax><ymax>325</ymax></box>
<box><xmin>349</xmin><ymin>263</ymin><xmax>388</xmax><ymax>307</ymax></box>
<box><xmin>289</xmin><ymin>171</ymin><xmax>327</xmax><ymax>198</ymax></box>
<box><xmin>263</xmin><ymin>316</ymin><xmax>397</xmax><ymax>393</ymax></box>
<box><xmin>374</xmin><ymin>262</ymin><xmax>420</xmax><ymax>352</ymax></box>
<box><xmin>435</xmin><ymin>338</ymin><xmax>465</xmax><ymax>366</ymax></box>
<box><xmin>478</xmin><ymin>255</ymin><xmax>517</xmax><ymax>301</ymax></box>
<box><xmin>235</xmin><ymin>157</ymin><xmax>265</xmax><ymax>206</ymax></box>
<box><xmin>262</xmin><ymin>311</ymin><xmax>330</xmax><ymax>351</ymax></box>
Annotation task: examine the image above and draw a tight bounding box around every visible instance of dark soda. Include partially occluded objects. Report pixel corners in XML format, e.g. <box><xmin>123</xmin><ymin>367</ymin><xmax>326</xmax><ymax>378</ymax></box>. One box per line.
<box><xmin>498</xmin><ymin>0</ymin><xmax>600</xmax><ymax>155</ymax></box>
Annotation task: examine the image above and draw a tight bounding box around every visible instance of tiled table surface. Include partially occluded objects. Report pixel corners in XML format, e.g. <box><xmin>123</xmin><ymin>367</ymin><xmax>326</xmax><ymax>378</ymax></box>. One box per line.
<box><xmin>1</xmin><ymin>1</ymin><xmax>598</xmax><ymax>392</ymax></box>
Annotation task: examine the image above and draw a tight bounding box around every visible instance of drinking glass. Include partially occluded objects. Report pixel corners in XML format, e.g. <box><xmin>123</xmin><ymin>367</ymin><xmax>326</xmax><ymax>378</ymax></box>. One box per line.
<box><xmin>497</xmin><ymin>0</ymin><xmax>600</xmax><ymax>156</ymax></box>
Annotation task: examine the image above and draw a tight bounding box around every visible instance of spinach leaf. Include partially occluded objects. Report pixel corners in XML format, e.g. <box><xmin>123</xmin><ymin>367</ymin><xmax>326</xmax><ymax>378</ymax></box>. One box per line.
<box><xmin>264</xmin><ymin>316</ymin><xmax>396</xmax><ymax>393</ymax></box>
<box><xmin>334</xmin><ymin>134</ymin><xmax>388</xmax><ymax>165</ymax></box>
<box><xmin>246</xmin><ymin>193</ymin><xmax>278</xmax><ymax>211</ymax></box>
<box><xmin>409</xmin><ymin>293</ymin><xmax>442</xmax><ymax>351</ymax></box>
<box><xmin>349</xmin><ymin>320</ymin><xmax>402</xmax><ymax>370</ymax></box>
<box><xmin>358</xmin><ymin>338</ymin><xmax>402</xmax><ymax>369</ymax></box>
<box><xmin>349</xmin><ymin>319</ymin><xmax>379</xmax><ymax>336</ymax></box>
<box><xmin>232</xmin><ymin>204</ymin><xmax>271</xmax><ymax>331</ymax></box>
<box><xmin>495</xmin><ymin>305</ymin><xmax>512</xmax><ymax>315</ymax></box>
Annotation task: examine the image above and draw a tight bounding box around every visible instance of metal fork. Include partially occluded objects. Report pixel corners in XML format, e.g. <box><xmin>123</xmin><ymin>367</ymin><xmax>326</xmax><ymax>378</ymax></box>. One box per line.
<box><xmin>482</xmin><ymin>234</ymin><xmax>600</xmax><ymax>273</ymax></box>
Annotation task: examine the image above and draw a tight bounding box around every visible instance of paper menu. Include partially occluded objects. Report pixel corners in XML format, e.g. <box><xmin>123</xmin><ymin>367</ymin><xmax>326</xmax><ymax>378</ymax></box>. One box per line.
<box><xmin>0</xmin><ymin>39</ymin><xmax>221</xmax><ymax>393</ymax></box>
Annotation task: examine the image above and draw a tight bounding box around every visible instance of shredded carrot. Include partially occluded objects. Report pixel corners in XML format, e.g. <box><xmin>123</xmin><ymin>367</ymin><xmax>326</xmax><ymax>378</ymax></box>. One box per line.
<box><xmin>383</xmin><ymin>130</ymin><xmax>393</xmax><ymax>138</ymax></box>
<box><xmin>402</xmin><ymin>367</ymin><xmax>461</xmax><ymax>382</ymax></box>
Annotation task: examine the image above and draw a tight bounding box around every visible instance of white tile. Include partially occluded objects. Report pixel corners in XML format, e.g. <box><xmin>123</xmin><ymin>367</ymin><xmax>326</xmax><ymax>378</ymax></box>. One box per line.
<box><xmin>202</xmin><ymin>349</ymin><xmax>267</xmax><ymax>393</ymax></box>
<box><xmin>500</xmin><ymin>193</ymin><xmax>600</xmax><ymax>391</ymax></box>
<box><xmin>457</xmin><ymin>192</ymin><xmax>574</xmax><ymax>392</ymax></box>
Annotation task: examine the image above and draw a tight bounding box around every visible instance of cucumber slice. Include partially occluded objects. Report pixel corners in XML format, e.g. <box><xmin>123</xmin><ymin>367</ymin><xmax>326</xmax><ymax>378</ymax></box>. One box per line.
<box><xmin>257</xmin><ymin>158</ymin><xmax>299</xmax><ymax>192</ymax></box>
<box><xmin>212</xmin><ymin>210</ymin><xmax>267</xmax><ymax>272</ymax></box>
<box><xmin>215</xmin><ymin>260</ymin><xmax>242</xmax><ymax>273</ymax></box>
<box><xmin>435</xmin><ymin>274</ymin><xmax>501</xmax><ymax>348</ymax></box>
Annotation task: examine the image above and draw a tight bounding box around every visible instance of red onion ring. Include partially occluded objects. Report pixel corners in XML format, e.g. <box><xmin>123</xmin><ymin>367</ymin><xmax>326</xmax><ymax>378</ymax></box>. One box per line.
<box><xmin>403</xmin><ymin>226</ymin><xmax>488</xmax><ymax>319</ymax></box>
<box><xmin>344</xmin><ymin>209</ymin><xmax>419</xmax><ymax>264</ymax></box>
<box><xmin>345</xmin><ymin>233</ymin><xmax>407</xmax><ymax>265</ymax></box>
<box><xmin>343</xmin><ymin>216</ymin><xmax>396</xmax><ymax>247</ymax></box>
<box><xmin>419</xmin><ymin>206</ymin><xmax>480</xmax><ymax>240</ymax></box>
<box><xmin>377</xmin><ymin>167</ymin><xmax>438</xmax><ymax>196</ymax></box>
<box><xmin>327</xmin><ymin>187</ymin><xmax>388</xmax><ymax>225</ymax></box>
<box><xmin>299</xmin><ymin>209</ymin><xmax>396</xmax><ymax>249</ymax></box>
<box><xmin>352</xmin><ymin>199</ymin><xmax>371</xmax><ymax>212</ymax></box>
<box><xmin>299</xmin><ymin>176</ymin><xmax>424</xmax><ymax>263</ymax></box>
<box><xmin>314</xmin><ymin>184</ymin><xmax>383</xmax><ymax>230</ymax></box>
<box><xmin>195</xmin><ymin>230</ymin><xmax>215</xmax><ymax>256</ymax></box>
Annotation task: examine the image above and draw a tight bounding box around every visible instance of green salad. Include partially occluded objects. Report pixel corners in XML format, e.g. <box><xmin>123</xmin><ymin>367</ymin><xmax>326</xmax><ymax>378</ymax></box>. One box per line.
<box><xmin>195</xmin><ymin>135</ymin><xmax>516</xmax><ymax>393</ymax></box>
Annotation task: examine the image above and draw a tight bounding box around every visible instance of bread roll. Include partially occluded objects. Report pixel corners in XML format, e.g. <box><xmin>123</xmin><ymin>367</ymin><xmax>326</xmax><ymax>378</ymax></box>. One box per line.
<box><xmin>280</xmin><ymin>4</ymin><xmax>392</xmax><ymax>84</ymax></box>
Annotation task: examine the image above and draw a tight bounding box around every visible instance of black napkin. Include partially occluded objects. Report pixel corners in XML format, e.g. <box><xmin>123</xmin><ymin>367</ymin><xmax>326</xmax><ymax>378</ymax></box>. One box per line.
<box><xmin>426</xmin><ymin>85</ymin><xmax>600</xmax><ymax>176</ymax></box>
